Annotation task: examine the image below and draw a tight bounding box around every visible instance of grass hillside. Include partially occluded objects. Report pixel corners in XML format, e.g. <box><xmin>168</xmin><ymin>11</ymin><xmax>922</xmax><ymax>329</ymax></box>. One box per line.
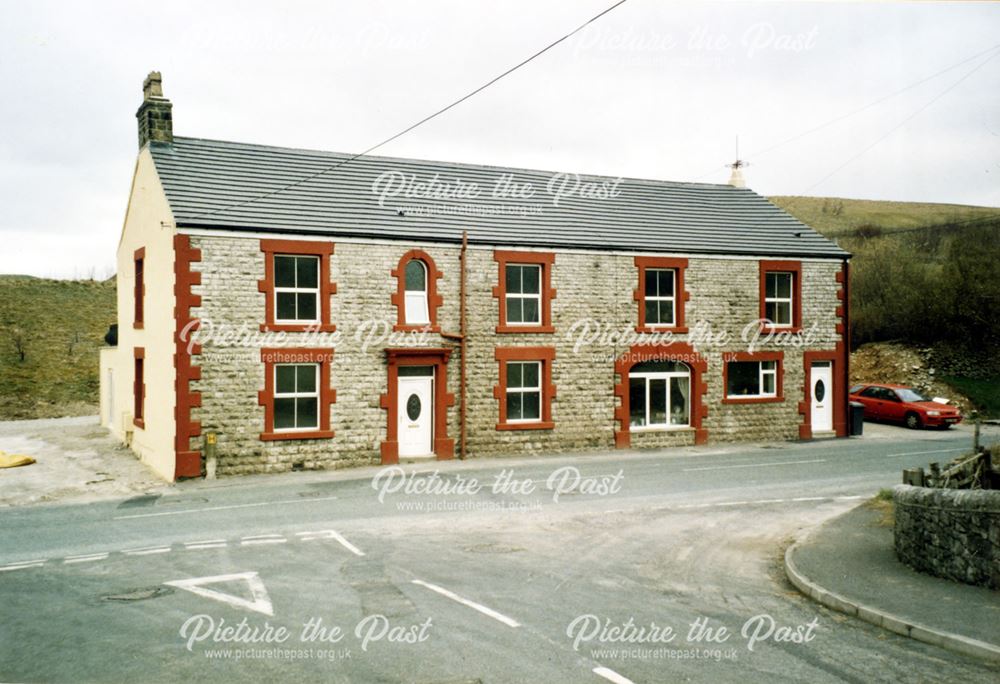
<box><xmin>0</xmin><ymin>276</ymin><xmax>116</xmax><ymax>419</ymax></box>
<box><xmin>769</xmin><ymin>196</ymin><xmax>1000</xmax><ymax>238</ymax></box>
<box><xmin>772</xmin><ymin>196</ymin><xmax>1000</xmax><ymax>418</ymax></box>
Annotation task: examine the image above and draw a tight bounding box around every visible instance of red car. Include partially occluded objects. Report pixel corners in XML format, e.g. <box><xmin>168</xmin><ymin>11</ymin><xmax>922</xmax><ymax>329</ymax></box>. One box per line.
<box><xmin>849</xmin><ymin>383</ymin><xmax>962</xmax><ymax>429</ymax></box>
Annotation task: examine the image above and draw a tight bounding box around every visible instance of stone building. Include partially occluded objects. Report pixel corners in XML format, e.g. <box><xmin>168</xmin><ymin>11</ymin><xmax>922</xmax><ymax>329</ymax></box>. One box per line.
<box><xmin>100</xmin><ymin>74</ymin><xmax>851</xmax><ymax>481</ymax></box>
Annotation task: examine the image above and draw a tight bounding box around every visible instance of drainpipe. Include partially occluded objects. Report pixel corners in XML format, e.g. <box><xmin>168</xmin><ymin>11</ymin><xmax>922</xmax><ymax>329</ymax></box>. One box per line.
<box><xmin>459</xmin><ymin>231</ymin><xmax>468</xmax><ymax>459</ymax></box>
<box><xmin>441</xmin><ymin>231</ymin><xmax>469</xmax><ymax>459</ymax></box>
<box><xmin>843</xmin><ymin>258</ymin><xmax>851</xmax><ymax>436</ymax></box>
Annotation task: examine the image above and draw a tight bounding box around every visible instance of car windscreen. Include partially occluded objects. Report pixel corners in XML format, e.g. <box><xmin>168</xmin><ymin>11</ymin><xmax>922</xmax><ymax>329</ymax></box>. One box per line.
<box><xmin>896</xmin><ymin>388</ymin><xmax>928</xmax><ymax>402</ymax></box>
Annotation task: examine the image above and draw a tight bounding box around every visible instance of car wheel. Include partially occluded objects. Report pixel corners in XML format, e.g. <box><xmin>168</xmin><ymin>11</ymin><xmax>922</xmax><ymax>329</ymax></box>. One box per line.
<box><xmin>905</xmin><ymin>412</ymin><xmax>922</xmax><ymax>430</ymax></box>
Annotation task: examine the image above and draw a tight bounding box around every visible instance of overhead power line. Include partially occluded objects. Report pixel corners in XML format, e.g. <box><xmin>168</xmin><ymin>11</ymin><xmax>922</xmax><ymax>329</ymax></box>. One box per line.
<box><xmin>800</xmin><ymin>49</ymin><xmax>1000</xmax><ymax>195</ymax></box>
<box><xmin>188</xmin><ymin>0</ymin><xmax>630</xmax><ymax>222</ymax></box>
<box><xmin>691</xmin><ymin>40</ymin><xmax>1000</xmax><ymax>183</ymax></box>
<box><xmin>752</xmin><ymin>41</ymin><xmax>1000</xmax><ymax>163</ymax></box>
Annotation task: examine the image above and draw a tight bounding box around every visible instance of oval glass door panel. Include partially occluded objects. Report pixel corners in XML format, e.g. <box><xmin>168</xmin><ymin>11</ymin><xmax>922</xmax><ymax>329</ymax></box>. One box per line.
<box><xmin>406</xmin><ymin>394</ymin><xmax>422</xmax><ymax>421</ymax></box>
<box><xmin>814</xmin><ymin>379</ymin><xmax>826</xmax><ymax>402</ymax></box>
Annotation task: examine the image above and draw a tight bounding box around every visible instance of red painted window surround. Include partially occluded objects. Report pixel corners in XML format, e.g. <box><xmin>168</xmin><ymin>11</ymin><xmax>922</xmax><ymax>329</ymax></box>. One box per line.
<box><xmin>133</xmin><ymin>347</ymin><xmax>145</xmax><ymax>429</ymax></box>
<box><xmin>492</xmin><ymin>250</ymin><xmax>557</xmax><ymax>334</ymax></box>
<box><xmin>391</xmin><ymin>249</ymin><xmax>443</xmax><ymax>333</ymax></box>
<box><xmin>379</xmin><ymin>348</ymin><xmax>455</xmax><ymax>465</ymax></box>
<box><xmin>133</xmin><ymin>247</ymin><xmax>145</xmax><ymax>329</ymax></box>
<box><xmin>759</xmin><ymin>260</ymin><xmax>803</xmax><ymax>333</ymax></box>
<box><xmin>721</xmin><ymin>350</ymin><xmax>785</xmax><ymax>405</ymax></box>
<box><xmin>493</xmin><ymin>347</ymin><xmax>556</xmax><ymax>431</ymax></box>
<box><xmin>613</xmin><ymin>342</ymin><xmax>709</xmax><ymax>448</ymax></box>
<box><xmin>257</xmin><ymin>348</ymin><xmax>336</xmax><ymax>441</ymax></box>
<box><xmin>633</xmin><ymin>256</ymin><xmax>689</xmax><ymax>334</ymax></box>
<box><xmin>258</xmin><ymin>239</ymin><xmax>337</xmax><ymax>333</ymax></box>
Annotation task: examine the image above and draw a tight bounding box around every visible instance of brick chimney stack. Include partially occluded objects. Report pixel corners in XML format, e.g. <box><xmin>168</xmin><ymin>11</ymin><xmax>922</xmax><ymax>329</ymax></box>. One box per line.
<box><xmin>136</xmin><ymin>71</ymin><xmax>172</xmax><ymax>149</ymax></box>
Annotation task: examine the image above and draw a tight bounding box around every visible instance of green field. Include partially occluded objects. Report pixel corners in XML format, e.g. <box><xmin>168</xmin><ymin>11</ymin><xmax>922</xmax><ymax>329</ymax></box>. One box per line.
<box><xmin>941</xmin><ymin>376</ymin><xmax>1000</xmax><ymax>420</ymax></box>
<box><xmin>0</xmin><ymin>275</ymin><xmax>116</xmax><ymax>419</ymax></box>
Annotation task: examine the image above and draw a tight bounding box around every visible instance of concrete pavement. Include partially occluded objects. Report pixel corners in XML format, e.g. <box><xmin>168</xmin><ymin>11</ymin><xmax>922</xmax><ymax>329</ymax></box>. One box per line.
<box><xmin>785</xmin><ymin>502</ymin><xmax>1000</xmax><ymax>663</ymax></box>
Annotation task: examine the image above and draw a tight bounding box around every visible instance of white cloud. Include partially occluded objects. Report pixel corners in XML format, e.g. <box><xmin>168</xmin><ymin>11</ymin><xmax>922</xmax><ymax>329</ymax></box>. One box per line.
<box><xmin>0</xmin><ymin>0</ymin><xmax>997</xmax><ymax>277</ymax></box>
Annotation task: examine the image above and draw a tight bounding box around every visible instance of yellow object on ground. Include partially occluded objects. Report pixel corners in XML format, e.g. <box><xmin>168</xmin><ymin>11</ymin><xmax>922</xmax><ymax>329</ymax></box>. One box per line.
<box><xmin>0</xmin><ymin>451</ymin><xmax>36</xmax><ymax>468</ymax></box>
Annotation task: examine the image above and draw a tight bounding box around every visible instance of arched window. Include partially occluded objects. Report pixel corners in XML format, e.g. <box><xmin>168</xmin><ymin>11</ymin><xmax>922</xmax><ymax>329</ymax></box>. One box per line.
<box><xmin>628</xmin><ymin>360</ymin><xmax>690</xmax><ymax>429</ymax></box>
<box><xmin>404</xmin><ymin>259</ymin><xmax>429</xmax><ymax>326</ymax></box>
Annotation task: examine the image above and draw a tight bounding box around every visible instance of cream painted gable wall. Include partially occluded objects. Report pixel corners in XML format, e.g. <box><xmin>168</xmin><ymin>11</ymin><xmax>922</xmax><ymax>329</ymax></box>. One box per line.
<box><xmin>101</xmin><ymin>147</ymin><xmax>177</xmax><ymax>481</ymax></box>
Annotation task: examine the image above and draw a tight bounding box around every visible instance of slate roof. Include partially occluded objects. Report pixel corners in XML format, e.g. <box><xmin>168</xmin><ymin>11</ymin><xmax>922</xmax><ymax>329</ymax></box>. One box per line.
<box><xmin>149</xmin><ymin>136</ymin><xmax>849</xmax><ymax>259</ymax></box>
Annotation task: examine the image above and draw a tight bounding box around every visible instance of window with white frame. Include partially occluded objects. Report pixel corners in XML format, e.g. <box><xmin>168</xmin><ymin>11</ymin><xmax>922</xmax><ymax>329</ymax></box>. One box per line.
<box><xmin>726</xmin><ymin>360</ymin><xmax>777</xmax><ymax>398</ymax></box>
<box><xmin>505</xmin><ymin>264</ymin><xmax>542</xmax><ymax>325</ymax></box>
<box><xmin>764</xmin><ymin>272</ymin><xmax>794</xmax><ymax>326</ymax></box>
<box><xmin>644</xmin><ymin>268</ymin><xmax>676</xmax><ymax>326</ymax></box>
<box><xmin>404</xmin><ymin>259</ymin><xmax>430</xmax><ymax>325</ymax></box>
<box><xmin>628</xmin><ymin>361</ymin><xmax>690</xmax><ymax>429</ymax></box>
<box><xmin>274</xmin><ymin>255</ymin><xmax>320</xmax><ymax>323</ymax></box>
<box><xmin>274</xmin><ymin>363</ymin><xmax>319</xmax><ymax>431</ymax></box>
<box><xmin>506</xmin><ymin>361</ymin><xmax>542</xmax><ymax>422</ymax></box>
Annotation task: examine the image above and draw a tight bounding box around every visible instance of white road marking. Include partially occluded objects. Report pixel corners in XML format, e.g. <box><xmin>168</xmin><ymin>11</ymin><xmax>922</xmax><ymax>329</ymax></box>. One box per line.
<box><xmin>63</xmin><ymin>553</ymin><xmax>109</xmax><ymax>564</ymax></box>
<box><xmin>683</xmin><ymin>458</ymin><xmax>826</xmax><ymax>472</ymax></box>
<box><xmin>114</xmin><ymin>495</ymin><xmax>339</xmax><ymax>520</ymax></box>
<box><xmin>594</xmin><ymin>666</ymin><xmax>635</xmax><ymax>684</ymax></box>
<box><xmin>411</xmin><ymin>579</ymin><xmax>521</xmax><ymax>628</ymax></box>
<box><xmin>0</xmin><ymin>561</ymin><xmax>46</xmax><ymax>571</ymax></box>
<box><xmin>791</xmin><ymin>497</ymin><xmax>827</xmax><ymax>502</ymax></box>
<box><xmin>295</xmin><ymin>530</ymin><xmax>338</xmax><ymax>541</ymax></box>
<box><xmin>241</xmin><ymin>537</ymin><xmax>287</xmax><ymax>546</ymax></box>
<box><xmin>123</xmin><ymin>546</ymin><xmax>172</xmax><ymax>556</ymax></box>
<box><xmin>325</xmin><ymin>531</ymin><xmax>365</xmax><ymax>556</ymax></box>
<box><xmin>184</xmin><ymin>540</ymin><xmax>227</xmax><ymax>550</ymax></box>
<box><xmin>164</xmin><ymin>571</ymin><xmax>274</xmax><ymax>616</ymax></box>
<box><xmin>835</xmin><ymin>495</ymin><xmax>866</xmax><ymax>501</ymax></box>
<box><xmin>885</xmin><ymin>447</ymin><xmax>967</xmax><ymax>458</ymax></box>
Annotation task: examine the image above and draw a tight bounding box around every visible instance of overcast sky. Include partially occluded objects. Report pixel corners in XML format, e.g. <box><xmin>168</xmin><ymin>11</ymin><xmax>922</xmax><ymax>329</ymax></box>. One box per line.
<box><xmin>1</xmin><ymin>0</ymin><xmax>998</xmax><ymax>279</ymax></box>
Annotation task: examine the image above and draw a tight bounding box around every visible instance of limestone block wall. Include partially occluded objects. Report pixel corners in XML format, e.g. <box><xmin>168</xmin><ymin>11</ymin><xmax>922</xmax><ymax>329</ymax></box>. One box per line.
<box><xmin>894</xmin><ymin>484</ymin><xmax>1000</xmax><ymax>589</ymax></box>
<box><xmin>184</xmin><ymin>231</ymin><xmax>845</xmax><ymax>475</ymax></box>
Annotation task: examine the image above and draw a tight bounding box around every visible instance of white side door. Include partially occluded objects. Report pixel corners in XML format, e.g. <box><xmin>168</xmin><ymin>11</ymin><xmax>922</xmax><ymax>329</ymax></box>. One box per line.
<box><xmin>811</xmin><ymin>362</ymin><xmax>833</xmax><ymax>433</ymax></box>
<box><xmin>107</xmin><ymin>368</ymin><xmax>114</xmax><ymax>427</ymax></box>
<box><xmin>398</xmin><ymin>375</ymin><xmax>433</xmax><ymax>457</ymax></box>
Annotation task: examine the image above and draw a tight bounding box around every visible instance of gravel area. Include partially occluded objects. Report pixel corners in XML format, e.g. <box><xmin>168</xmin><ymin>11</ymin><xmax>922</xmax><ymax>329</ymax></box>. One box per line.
<box><xmin>0</xmin><ymin>416</ymin><xmax>169</xmax><ymax>507</ymax></box>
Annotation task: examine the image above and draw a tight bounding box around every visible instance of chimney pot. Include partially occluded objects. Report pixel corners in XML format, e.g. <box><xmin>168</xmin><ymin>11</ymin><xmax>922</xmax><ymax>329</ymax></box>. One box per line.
<box><xmin>142</xmin><ymin>71</ymin><xmax>164</xmax><ymax>100</ymax></box>
<box><xmin>136</xmin><ymin>71</ymin><xmax>172</xmax><ymax>149</ymax></box>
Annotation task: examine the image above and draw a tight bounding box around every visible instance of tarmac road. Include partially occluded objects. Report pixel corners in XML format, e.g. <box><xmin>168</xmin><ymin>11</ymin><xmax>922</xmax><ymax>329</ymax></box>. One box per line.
<box><xmin>1</xmin><ymin>421</ymin><xmax>998</xmax><ymax>683</ymax></box>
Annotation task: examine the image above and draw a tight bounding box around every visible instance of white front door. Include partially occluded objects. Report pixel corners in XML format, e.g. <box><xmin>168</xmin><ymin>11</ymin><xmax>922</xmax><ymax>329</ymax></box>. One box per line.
<box><xmin>398</xmin><ymin>373</ymin><xmax>433</xmax><ymax>457</ymax></box>
<box><xmin>811</xmin><ymin>362</ymin><xmax>833</xmax><ymax>433</ymax></box>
